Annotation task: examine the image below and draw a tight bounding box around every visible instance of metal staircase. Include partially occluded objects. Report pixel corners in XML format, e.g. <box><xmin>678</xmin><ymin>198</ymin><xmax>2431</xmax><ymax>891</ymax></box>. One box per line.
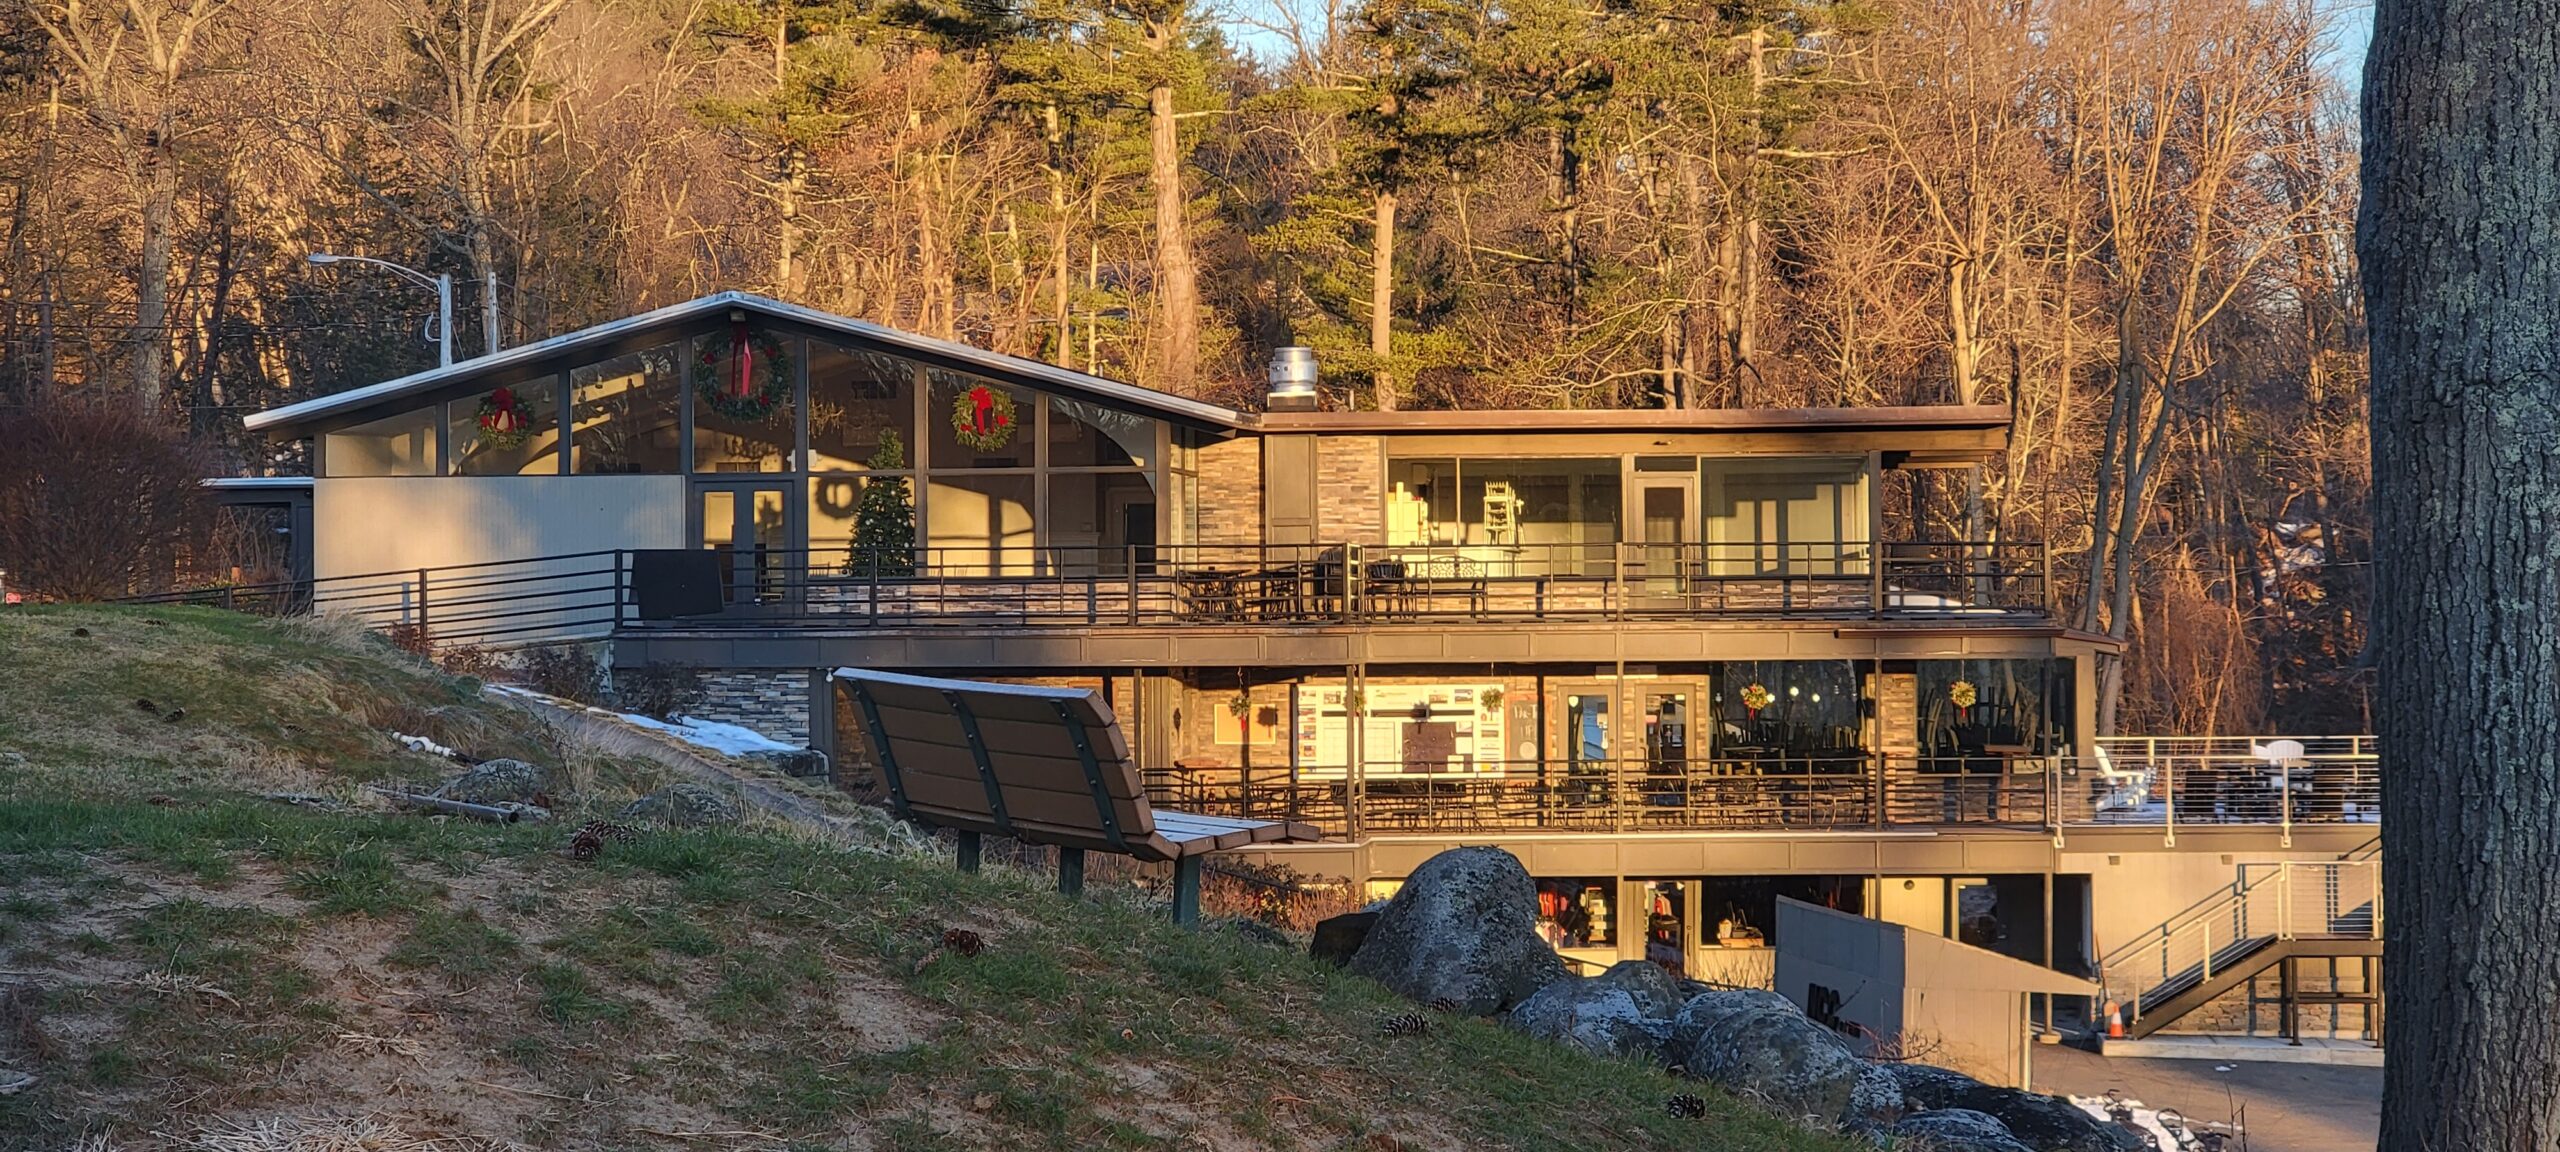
<box><xmin>2100</xmin><ymin>838</ymin><xmax>2381</xmax><ymax>1039</ymax></box>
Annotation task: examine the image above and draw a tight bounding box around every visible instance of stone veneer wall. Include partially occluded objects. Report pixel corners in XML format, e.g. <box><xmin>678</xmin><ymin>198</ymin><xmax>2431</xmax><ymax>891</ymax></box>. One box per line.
<box><xmin>1316</xmin><ymin>435</ymin><xmax>1384</xmax><ymax>544</ymax></box>
<box><xmin>689</xmin><ymin>670</ymin><xmax>813</xmax><ymax>745</ymax></box>
<box><xmin>1195</xmin><ymin>438</ymin><xmax>1262</xmax><ymax>546</ymax></box>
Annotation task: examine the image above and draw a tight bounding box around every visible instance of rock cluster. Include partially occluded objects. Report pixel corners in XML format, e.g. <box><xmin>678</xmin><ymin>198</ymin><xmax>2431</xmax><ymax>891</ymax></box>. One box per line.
<box><xmin>620</xmin><ymin>782</ymin><xmax>746</xmax><ymax>827</ymax></box>
<box><xmin>434</xmin><ymin>758</ymin><xmax>552</xmax><ymax>804</ymax></box>
<box><xmin>1322</xmin><ymin>845</ymin><xmax>2144</xmax><ymax>1152</ymax></box>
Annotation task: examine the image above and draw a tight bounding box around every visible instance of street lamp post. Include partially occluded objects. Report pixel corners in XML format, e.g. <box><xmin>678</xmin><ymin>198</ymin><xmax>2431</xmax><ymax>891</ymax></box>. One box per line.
<box><xmin>306</xmin><ymin>252</ymin><xmax>455</xmax><ymax>367</ymax></box>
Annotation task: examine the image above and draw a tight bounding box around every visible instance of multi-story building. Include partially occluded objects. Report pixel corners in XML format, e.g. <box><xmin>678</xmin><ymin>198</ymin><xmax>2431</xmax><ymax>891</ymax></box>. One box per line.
<box><xmin>234</xmin><ymin>291</ymin><xmax>2380</xmax><ymax>1038</ymax></box>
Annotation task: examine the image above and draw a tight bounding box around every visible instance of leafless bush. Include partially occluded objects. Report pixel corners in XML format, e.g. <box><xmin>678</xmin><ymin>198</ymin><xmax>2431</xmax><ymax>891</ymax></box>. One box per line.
<box><xmin>0</xmin><ymin>398</ymin><xmax>220</xmax><ymax>600</ymax></box>
<box><xmin>611</xmin><ymin>662</ymin><xmax>703</xmax><ymax>719</ymax></box>
<box><xmin>516</xmin><ymin>644</ymin><xmax>603</xmax><ymax>703</ymax></box>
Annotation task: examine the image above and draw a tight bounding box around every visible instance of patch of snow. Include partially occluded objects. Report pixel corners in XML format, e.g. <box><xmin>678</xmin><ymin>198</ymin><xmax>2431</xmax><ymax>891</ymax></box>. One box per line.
<box><xmin>618</xmin><ymin>712</ymin><xmax>800</xmax><ymax>757</ymax></box>
<box><xmin>393</xmin><ymin>731</ymin><xmax>457</xmax><ymax>758</ymax></box>
<box><xmin>2071</xmin><ymin>1094</ymin><xmax>2242</xmax><ymax>1151</ymax></box>
<box><xmin>486</xmin><ymin>683</ymin><xmax>799</xmax><ymax>757</ymax></box>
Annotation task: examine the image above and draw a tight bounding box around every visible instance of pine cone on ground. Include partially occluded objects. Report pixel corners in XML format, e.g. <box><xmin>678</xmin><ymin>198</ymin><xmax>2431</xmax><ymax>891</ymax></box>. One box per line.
<box><xmin>569</xmin><ymin>819</ymin><xmax>640</xmax><ymax>861</ymax></box>
<box><xmin>1377</xmin><ymin>1012</ymin><xmax>1429</xmax><ymax>1038</ymax></box>
<box><xmin>1665</xmin><ymin>1094</ymin><xmax>1707</xmax><ymax>1120</ymax></box>
<box><xmin>941</xmin><ymin>928</ymin><xmax>984</xmax><ymax>957</ymax></box>
<box><xmin>1426</xmin><ymin>996</ymin><xmax>1463</xmax><ymax>1014</ymax></box>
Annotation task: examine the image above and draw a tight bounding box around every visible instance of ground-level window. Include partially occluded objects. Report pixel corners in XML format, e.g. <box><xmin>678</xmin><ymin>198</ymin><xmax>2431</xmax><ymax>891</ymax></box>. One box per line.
<box><xmin>1536</xmin><ymin>878</ymin><xmax>1618</xmax><ymax>949</ymax></box>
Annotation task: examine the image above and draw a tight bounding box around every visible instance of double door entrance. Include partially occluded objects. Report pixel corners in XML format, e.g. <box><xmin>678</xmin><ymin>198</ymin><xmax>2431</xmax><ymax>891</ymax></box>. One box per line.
<box><xmin>1550</xmin><ymin>679</ymin><xmax>1709</xmax><ymax>799</ymax></box>
<box><xmin>693</xmin><ymin>480</ymin><xmax>794</xmax><ymax>608</ymax></box>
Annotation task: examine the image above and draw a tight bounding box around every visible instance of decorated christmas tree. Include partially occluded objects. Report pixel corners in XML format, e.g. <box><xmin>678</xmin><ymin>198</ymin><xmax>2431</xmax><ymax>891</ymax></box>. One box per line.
<box><xmin>849</xmin><ymin>430</ymin><xmax>916</xmax><ymax>576</ymax></box>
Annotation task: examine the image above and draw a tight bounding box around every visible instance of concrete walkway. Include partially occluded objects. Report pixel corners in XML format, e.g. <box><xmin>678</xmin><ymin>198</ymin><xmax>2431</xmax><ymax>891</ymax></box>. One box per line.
<box><xmin>2103</xmin><ymin>1034</ymin><xmax>2382</xmax><ymax>1067</ymax></box>
<box><xmin>2034</xmin><ymin>1043</ymin><xmax>2380</xmax><ymax>1152</ymax></box>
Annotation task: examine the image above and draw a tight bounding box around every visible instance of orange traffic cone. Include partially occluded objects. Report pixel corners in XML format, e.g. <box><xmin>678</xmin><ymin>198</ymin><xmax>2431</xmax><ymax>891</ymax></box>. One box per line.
<box><xmin>2104</xmin><ymin>1000</ymin><xmax>2125</xmax><ymax>1039</ymax></box>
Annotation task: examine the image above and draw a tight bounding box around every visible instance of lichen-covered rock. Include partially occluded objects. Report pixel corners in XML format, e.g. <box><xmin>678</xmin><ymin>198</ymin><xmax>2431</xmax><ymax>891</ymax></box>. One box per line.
<box><xmin>1505</xmin><ymin>960</ymin><xmax>1685</xmax><ymax>1060</ymax></box>
<box><xmin>1842</xmin><ymin>1062</ymin><xmax>1908</xmax><ymax>1134</ymax></box>
<box><xmin>1896</xmin><ymin>1108</ymin><xmax>2034</xmax><ymax>1151</ymax></box>
<box><xmin>435</xmin><ymin>758</ymin><xmax>553</xmax><ymax>804</ymax></box>
<box><xmin>1345</xmin><ymin>847</ymin><xmax>1569</xmax><ymax>1015</ymax></box>
<box><xmin>742</xmin><ymin>748</ymin><xmax>829</xmax><ymax>778</ymax></box>
<box><xmin>1667</xmin><ymin>989</ymin><xmax>1868</xmax><ymax>1124</ymax></box>
<box><xmin>1310</xmin><ymin>911</ymin><xmax>1377</xmax><ymax>968</ymax></box>
<box><xmin>1888</xmin><ymin>1064</ymin><xmax>2145</xmax><ymax>1152</ymax></box>
<box><xmin>619</xmin><ymin>782</ymin><xmax>744</xmax><ymax>827</ymax></box>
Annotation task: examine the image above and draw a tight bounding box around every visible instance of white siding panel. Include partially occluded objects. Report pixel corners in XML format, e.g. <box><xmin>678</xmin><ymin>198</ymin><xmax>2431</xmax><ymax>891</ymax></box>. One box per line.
<box><xmin>313</xmin><ymin>476</ymin><xmax>686</xmax><ymax>645</ymax></box>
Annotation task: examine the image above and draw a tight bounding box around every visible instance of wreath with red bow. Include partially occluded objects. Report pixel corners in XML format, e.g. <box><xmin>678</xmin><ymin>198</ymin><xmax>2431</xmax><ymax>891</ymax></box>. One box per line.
<box><xmin>697</xmin><ymin>327</ymin><xmax>792</xmax><ymax>423</ymax></box>
<box><xmin>473</xmin><ymin>386</ymin><xmax>533</xmax><ymax>452</ymax></box>
<box><xmin>950</xmin><ymin>383</ymin><xmax>1018</xmax><ymax>452</ymax></box>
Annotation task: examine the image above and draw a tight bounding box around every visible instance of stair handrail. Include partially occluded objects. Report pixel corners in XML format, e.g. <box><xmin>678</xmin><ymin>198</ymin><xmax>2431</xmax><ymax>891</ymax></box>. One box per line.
<box><xmin>2098</xmin><ymin>863</ymin><xmax>2288</xmax><ymax>974</ymax></box>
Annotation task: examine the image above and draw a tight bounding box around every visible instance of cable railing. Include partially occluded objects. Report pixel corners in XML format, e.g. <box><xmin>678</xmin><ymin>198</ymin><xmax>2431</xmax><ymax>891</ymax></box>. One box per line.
<box><xmin>2065</xmin><ymin>740</ymin><xmax>2381</xmax><ymax>839</ymax></box>
<box><xmin>2099</xmin><ymin>852</ymin><xmax>2382</xmax><ymax>1031</ymax></box>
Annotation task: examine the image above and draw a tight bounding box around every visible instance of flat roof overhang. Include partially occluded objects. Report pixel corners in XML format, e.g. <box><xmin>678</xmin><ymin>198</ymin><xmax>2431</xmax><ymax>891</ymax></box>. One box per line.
<box><xmin>614</xmin><ymin>616</ymin><xmax>2080</xmax><ymax>673</ymax></box>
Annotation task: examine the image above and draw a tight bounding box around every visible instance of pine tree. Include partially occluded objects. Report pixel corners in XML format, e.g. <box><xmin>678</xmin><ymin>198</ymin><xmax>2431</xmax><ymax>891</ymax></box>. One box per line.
<box><xmin>849</xmin><ymin>431</ymin><xmax>917</xmax><ymax>576</ymax></box>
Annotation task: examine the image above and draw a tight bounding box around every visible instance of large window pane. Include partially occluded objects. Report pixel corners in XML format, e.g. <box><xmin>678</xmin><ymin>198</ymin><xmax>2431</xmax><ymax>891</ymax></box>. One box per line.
<box><xmin>1048</xmin><ymin>471</ymin><xmax>1156</xmax><ymax>572</ymax></box>
<box><xmin>1387</xmin><ymin>459</ymin><xmax>1461</xmax><ymax>545</ymax></box>
<box><xmin>1049</xmin><ymin>395</ymin><xmax>1157</xmax><ymax>468</ymax></box>
<box><xmin>570</xmin><ymin>345</ymin><xmax>681</xmax><ymax>474</ymax></box>
<box><xmin>691</xmin><ymin>331</ymin><xmax>794</xmax><ymax>473</ymax></box>
<box><xmin>323</xmin><ymin>406</ymin><xmax>437</xmax><ymax>477</ymax></box>
<box><xmin>447</xmin><ymin>376</ymin><xmax>561</xmax><ymax>476</ymax></box>
<box><xmin>1916</xmin><ymin>659</ymin><xmax>2073</xmax><ymax>760</ymax></box>
<box><xmin>1703</xmin><ymin>458</ymin><xmax>1869</xmax><ymax>575</ymax></box>
<box><xmin>1387</xmin><ymin>458</ymin><xmax>1619</xmax><ymax>575</ymax></box>
<box><xmin>810</xmin><ymin>473</ymin><xmax>918</xmax><ymax>571</ymax></box>
<box><xmin>926</xmin><ymin>368</ymin><xmax>1033</xmax><ymax>469</ymax></box>
<box><xmin>925</xmin><ymin>473</ymin><xmax>1035</xmax><ymax>575</ymax></box>
<box><xmin>1708</xmin><ymin>660</ymin><xmax>1862</xmax><ymax>765</ymax></box>
<box><xmin>809</xmin><ymin>341</ymin><xmax>917</xmax><ymax>471</ymax></box>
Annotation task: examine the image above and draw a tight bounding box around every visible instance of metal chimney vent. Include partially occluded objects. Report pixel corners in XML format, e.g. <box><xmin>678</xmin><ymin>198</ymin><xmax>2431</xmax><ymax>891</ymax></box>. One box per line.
<box><xmin>1267</xmin><ymin>346</ymin><xmax>1319</xmax><ymax>411</ymax></box>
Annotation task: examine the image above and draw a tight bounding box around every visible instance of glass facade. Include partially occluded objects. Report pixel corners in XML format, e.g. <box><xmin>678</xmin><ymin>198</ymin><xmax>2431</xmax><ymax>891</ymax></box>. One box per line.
<box><xmin>1707</xmin><ymin>660</ymin><xmax>1864</xmax><ymax>767</ymax></box>
<box><xmin>447</xmin><ymin>376</ymin><xmax>561</xmax><ymax>476</ymax></box>
<box><xmin>323</xmin><ymin>406</ymin><xmax>438</xmax><ymax>477</ymax></box>
<box><xmin>1702</xmin><ymin>457</ymin><xmax>1870</xmax><ymax>575</ymax></box>
<box><xmin>1385</xmin><ymin>457</ymin><xmax>1622</xmax><ymax>575</ymax></box>
<box><xmin>569</xmin><ymin>345</ymin><xmax>682</xmax><ymax>474</ymax></box>
<box><xmin>691</xmin><ymin>331</ymin><xmax>795</xmax><ymax>473</ymax></box>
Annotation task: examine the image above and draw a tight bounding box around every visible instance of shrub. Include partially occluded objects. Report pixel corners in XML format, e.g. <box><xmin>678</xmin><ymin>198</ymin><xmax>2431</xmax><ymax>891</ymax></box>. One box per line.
<box><xmin>516</xmin><ymin>643</ymin><xmax>603</xmax><ymax>702</ymax></box>
<box><xmin>0</xmin><ymin>398</ymin><xmax>220</xmax><ymax>600</ymax></box>
<box><xmin>612</xmin><ymin>662</ymin><xmax>703</xmax><ymax>719</ymax></box>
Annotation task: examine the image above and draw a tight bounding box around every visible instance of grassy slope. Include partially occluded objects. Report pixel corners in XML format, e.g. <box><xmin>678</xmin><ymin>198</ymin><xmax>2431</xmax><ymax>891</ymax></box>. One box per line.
<box><xmin>0</xmin><ymin>606</ymin><xmax>1858</xmax><ymax>1152</ymax></box>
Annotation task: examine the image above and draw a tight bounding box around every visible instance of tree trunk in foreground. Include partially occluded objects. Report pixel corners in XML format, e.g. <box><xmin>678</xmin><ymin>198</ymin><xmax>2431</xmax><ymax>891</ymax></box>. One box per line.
<box><xmin>2363</xmin><ymin>2</ymin><xmax>2560</xmax><ymax>1147</ymax></box>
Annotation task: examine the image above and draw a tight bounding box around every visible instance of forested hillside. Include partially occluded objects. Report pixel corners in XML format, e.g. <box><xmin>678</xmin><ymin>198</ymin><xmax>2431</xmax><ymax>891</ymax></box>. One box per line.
<box><xmin>0</xmin><ymin>0</ymin><xmax>2368</xmax><ymax>729</ymax></box>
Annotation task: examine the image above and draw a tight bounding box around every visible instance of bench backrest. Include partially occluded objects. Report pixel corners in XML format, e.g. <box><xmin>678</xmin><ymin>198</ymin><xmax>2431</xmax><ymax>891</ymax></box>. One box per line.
<box><xmin>831</xmin><ymin>667</ymin><xmax>1178</xmax><ymax>861</ymax></box>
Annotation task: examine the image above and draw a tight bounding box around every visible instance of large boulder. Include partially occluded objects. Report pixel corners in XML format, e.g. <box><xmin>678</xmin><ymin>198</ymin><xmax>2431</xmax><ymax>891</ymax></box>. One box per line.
<box><xmin>1889</xmin><ymin>1064</ymin><xmax>2146</xmax><ymax>1152</ymax></box>
<box><xmin>1843</xmin><ymin>1063</ymin><xmax>1908</xmax><ymax>1134</ymax></box>
<box><xmin>1895</xmin><ymin>1108</ymin><xmax>2034</xmax><ymax>1152</ymax></box>
<box><xmin>1505</xmin><ymin>960</ymin><xmax>1685</xmax><ymax>1060</ymax></box>
<box><xmin>436</xmin><ymin>758</ymin><xmax>553</xmax><ymax>804</ymax></box>
<box><xmin>1309</xmin><ymin>911</ymin><xmax>1377</xmax><ymax>968</ymax></box>
<box><xmin>1667</xmin><ymin>990</ymin><xmax>1868</xmax><ymax>1124</ymax></box>
<box><xmin>1345</xmin><ymin>847</ymin><xmax>1569</xmax><ymax>1015</ymax></box>
<box><xmin>620</xmin><ymin>783</ymin><xmax>745</xmax><ymax>828</ymax></box>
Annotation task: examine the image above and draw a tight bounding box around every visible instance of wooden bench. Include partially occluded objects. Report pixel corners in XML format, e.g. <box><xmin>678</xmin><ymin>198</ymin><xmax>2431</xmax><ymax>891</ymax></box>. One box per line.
<box><xmin>830</xmin><ymin>667</ymin><xmax>1323</xmax><ymax>924</ymax></box>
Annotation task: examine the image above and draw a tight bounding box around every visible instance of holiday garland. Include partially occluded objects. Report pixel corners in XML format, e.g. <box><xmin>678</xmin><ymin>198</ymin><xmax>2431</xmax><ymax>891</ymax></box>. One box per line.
<box><xmin>473</xmin><ymin>386</ymin><xmax>533</xmax><ymax>452</ymax></box>
<box><xmin>697</xmin><ymin>328</ymin><xmax>793</xmax><ymax>422</ymax></box>
<box><xmin>950</xmin><ymin>383</ymin><xmax>1018</xmax><ymax>452</ymax></box>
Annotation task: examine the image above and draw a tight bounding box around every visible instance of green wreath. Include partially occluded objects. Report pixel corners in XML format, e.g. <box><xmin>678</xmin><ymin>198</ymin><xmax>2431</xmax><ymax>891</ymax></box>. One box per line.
<box><xmin>473</xmin><ymin>386</ymin><xmax>533</xmax><ymax>452</ymax></box>
<box><xmin>950</xmin><ymin>383</ymin><xmax>1018</xmax><ymax>452</ymax></box>
<box><xmin>697</xmin><ymin>331</ymin><xmax>792</xmax><ymax>422</ymax></box>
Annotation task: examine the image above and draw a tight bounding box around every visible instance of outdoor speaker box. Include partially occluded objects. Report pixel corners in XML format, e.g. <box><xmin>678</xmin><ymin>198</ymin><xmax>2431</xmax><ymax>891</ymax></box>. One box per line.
<box><xmin>632</xmin><ymin>550</ymin><xmax>724</xmax><ymax>619</ymax></box>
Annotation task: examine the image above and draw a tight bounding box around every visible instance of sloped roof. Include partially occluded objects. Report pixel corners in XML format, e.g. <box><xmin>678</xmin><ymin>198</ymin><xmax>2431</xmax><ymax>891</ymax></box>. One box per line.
<box><xmin>243</xmin><ymin>291</ymin><xmax>1250</xmax><ymax>437</ymax></box>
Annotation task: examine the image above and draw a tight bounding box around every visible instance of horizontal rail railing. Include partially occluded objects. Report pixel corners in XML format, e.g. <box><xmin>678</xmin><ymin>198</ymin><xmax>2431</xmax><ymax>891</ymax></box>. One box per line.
<box><xmin>632</xmin><ymin>539</ymin><xmax>2053</xmax><ymax>629</ymax></box>
<box><xmin>2099</xmin><ymin>857</ymin><xmax>2382</xmax><ymax>1028</ymax></box>
<box><xmin>119</xmin><ymin>553</ymin><xmax>626</xmax><ymax>652</ymax></box>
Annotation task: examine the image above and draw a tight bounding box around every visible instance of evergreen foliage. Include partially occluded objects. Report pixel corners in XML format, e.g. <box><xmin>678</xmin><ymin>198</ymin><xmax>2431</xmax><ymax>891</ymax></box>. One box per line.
<box><xmin>848</xmin><ymin>430</ymin><xmax>918</xmax><ymax>576</ymax></box>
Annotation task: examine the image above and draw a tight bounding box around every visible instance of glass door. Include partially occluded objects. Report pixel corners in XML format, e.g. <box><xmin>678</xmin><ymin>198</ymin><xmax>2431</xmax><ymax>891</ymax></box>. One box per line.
<box><xmin>695</xmin><ymin>481</ymin><xmax>795</xmax><ymax>607</ymax></box>
<box><xmin>1548</xmin><ymin>682</ymin><xmax>1618</xmax><ymax>817</ymax></box>
<box><xmin>1627</xmin><ymin>478</ymin><xmax>1696</xmax><ymax>606</ymax></box>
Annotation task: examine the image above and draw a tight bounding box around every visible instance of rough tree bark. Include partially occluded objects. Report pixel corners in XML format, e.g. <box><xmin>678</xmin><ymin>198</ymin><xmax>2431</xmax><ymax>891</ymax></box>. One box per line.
<box><xmin>1144</xmin><ymin>30</ymin><xmax>1198</xmax><ymax>394</ymax></box>
<box><xmin>2363</xmin><ymin>1</ymin><xmax>2560</xmax><ymax>1147</ymax></box>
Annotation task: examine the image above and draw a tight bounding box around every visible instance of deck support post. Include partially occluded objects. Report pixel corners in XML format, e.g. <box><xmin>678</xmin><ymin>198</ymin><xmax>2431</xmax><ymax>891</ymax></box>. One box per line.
<box><xmin>1058</xmin><ymin>847</ymin><xmax>1086</xmax><ymax>896</ymax></box>
<box><xmin>1171</xmin><ymin>856</ymin><xmax>1203</xmax><ymax>925</ymax></box>
<box><xmin>957</xmin><ymin>831</ymin><xmax>983</xmax><ymax>874</ymax></box>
